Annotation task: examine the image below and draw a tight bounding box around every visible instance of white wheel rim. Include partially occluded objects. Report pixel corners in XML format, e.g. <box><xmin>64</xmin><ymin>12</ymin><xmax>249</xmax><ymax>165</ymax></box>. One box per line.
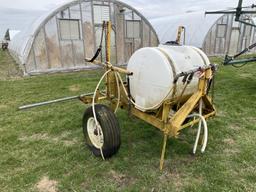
<box><xmin>87</xmin><ymin>117</ymin><xmax>104</xmax><ymax>149</ymax></box>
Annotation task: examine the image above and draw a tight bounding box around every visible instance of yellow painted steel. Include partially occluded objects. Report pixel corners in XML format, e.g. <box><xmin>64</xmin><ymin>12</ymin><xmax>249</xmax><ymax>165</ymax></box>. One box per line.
<box><xmin>106</xmin><ymin>21</ymin><xmax>111</xmax><ymax>63</ymax></box>
<box><xmin>160</xmin><ymin>134</ymin><xmax>168</xmax><ymax>170</ymax></box>
<box><xmin>176</xmin><ymin>26</ymin><xmax>185</xmax><ymax>45</ymax></box>
<box><xmin>81</xmin><ymin>21</ymin><xmax>216</xmax><ymax>170</ymax></box>
<box><xmin>105</xmin><ymin>21</ymin><xmax>116</xmax><ymax>104</ymax></box>
<box><xmin>89</xmin><ymin>59</ymin><xmax>132</xmax><ymax>75</ymax></box>
<box><xmin>169</xmin><ymin>91</ymin><xmax>202</xmax><ymax>136</ymax></box>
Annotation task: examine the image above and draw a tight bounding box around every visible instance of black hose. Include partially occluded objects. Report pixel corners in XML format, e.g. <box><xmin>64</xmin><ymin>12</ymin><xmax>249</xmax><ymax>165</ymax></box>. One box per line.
<box><xmin>232</xmin><ymin>63</ymin><xmax>247</xmax><ymax>68</ymax></box>
<box><xmin>85</xmin><ymin>21</ymin><xmax>106</xmax><ymax>63</ymax></box>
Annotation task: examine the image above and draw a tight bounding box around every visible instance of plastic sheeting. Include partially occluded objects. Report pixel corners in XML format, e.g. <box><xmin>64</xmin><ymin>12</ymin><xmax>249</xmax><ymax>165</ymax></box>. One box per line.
<box><xmin>150</xmin><ymin>11</ymin><xmax>222</xmax><ymax>48</ymax></box>
<box><xmin>3</xmin><ymin>29</ymin><xmax>20</xmax><ymax>41</ymax></box>
<box><xmin>8</xmin><ymin>0</ymin><xmax>158</xmax><ymax>75</ymax></box>
<box><xmin>150</xmin><ymin>11</ymin><xmax>256</xmax><ymax>56</ymax></box>
<box><xmin>8</xmin><ymin>1</ymin><xmax>74</xmax><ymax>66</ymax></box>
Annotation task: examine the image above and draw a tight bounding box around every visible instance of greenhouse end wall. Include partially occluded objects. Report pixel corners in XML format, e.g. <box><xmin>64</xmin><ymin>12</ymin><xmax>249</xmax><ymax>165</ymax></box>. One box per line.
<box><xmin>12</xmin><ymin>0</ymin><xmax>159</xmax><ymax>75</ymax></box>
<box><xmin>203</xmin><ymin>14</ymin><xmax>256</xmax><ymax>56</ymax></box>
<box><xmin>150</xmin><ymin>12</ymin><xmax>256</xmax><ymax>57</ymax></box>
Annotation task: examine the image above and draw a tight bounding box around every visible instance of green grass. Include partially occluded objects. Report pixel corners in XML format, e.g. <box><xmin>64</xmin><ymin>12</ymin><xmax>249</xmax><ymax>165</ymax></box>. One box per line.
<box><xmin>0</xmin><ymin>49</ymin><xmax>256</xmax><ymax>191</ymax></box>
<box><xmin>0</xmin><ymin>50</ymin><xmax>22</xmax><ymax>80</ymax></box>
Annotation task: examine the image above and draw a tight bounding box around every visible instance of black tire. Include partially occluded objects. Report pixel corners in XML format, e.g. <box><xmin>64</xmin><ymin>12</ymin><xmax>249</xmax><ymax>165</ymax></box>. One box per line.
<box><xmin>83</xmin><ymin>104</ymin><xmax>121</xmax><ymax>158</ymax></box>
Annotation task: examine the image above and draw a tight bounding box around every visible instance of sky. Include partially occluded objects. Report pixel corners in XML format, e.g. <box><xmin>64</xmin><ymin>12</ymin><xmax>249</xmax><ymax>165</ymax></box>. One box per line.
<box><xmin>0</xmin><ymin>0</ymin><xmax>256</xmax><ymax>37</ymax></box>
<box><xmin>0</xmin><ymin>0</ymin><xmax>255</xmax><ymax>16</ymax></box>
<box><xmin>123</xmin><ymin>0</ymin><xmax>256</xmax><ymax>19</ymax></box>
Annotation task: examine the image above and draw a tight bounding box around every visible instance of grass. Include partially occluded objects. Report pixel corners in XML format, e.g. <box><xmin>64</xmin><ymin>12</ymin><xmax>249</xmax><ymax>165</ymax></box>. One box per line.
<box><xmin>0</xmin><ymin>49</ymin><xmax>256</xmax><ymax>191</ymax></box>
<box><xmin>0</xmin><ymin>50</ymin><xmax>22</xmax><ymax>80</ymax></box>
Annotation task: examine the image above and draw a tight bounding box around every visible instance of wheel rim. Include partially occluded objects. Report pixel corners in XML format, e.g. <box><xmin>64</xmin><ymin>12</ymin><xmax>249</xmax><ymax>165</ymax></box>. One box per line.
<box><xmin>87</xmin><ymin>117</ymin><xmax>104</xmax><ymax>149</ymax></box>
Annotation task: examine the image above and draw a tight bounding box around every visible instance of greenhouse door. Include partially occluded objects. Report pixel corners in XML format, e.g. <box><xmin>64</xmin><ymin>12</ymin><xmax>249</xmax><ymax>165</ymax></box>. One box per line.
<box><xmin>93</xmin><ymin>4</ymin><xmax>110</xmax><ymax>61</ymax></box>
<box><xmin>228</xmin><ymin>28</ymin><xmax>240</xmax><ymax>55</ymax></box>
<box><xmin>124</xmin><ymin>20</ymin><xmax>142</xmax><ymax>62</ymax></box>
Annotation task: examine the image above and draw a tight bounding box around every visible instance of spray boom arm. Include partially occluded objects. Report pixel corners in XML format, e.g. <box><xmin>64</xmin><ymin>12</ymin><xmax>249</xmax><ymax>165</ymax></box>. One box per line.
<box><xmin>206</xmin><ymin>0</ymin><xmax>256</xmax><ymax>66</ymax></box>
<box><xmin>205</xmin><ymin>0</ymin><xmax>256</xmax><ymax>27</ymax></box>
<box><xmin>224</xmin><ymin>42</ymin><xmax>256</xmax><ymax>65</ymax></box>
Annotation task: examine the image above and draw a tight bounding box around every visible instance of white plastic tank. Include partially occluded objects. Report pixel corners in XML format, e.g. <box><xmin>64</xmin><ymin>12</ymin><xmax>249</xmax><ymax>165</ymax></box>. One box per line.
<box><xmin>127</xmin><ymin>44</ymin><xmax>210</xmax><ymax>112</ymax></box>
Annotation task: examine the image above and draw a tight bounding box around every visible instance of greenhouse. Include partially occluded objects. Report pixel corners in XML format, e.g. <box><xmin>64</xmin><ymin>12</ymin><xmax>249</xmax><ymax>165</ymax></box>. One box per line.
<box><xmin>150</xmin><ymin>11</ymin><xmax>256</xmax><ymax>56</ymax></box>
<box><xmin>9</xmin><ymin>0</ymin><xmax>159</xmax><ymax>75</ymax></box>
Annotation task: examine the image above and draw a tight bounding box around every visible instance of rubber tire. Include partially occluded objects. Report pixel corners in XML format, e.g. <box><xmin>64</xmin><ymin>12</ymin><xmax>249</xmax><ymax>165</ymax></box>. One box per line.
<box><xmin>83</xmin><ymin>104</ymin><xmax>121</xmax><ymax>158</ymax></box>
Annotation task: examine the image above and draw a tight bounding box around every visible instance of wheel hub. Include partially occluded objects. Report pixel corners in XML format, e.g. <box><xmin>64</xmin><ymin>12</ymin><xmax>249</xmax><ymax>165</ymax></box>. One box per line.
<box><xmin>87</xmin><ymin>117</ymin><xmax>104</xmax><ymax>149</ymax></box>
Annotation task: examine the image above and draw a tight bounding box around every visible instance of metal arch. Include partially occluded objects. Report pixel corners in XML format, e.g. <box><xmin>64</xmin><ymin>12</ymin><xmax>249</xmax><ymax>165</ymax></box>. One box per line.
<box><xmin>203</xmin><ymin>14</ymin><xmax>225</xmax><ymax>54</ymax></box>
<box><xmin>203</xmin><ymin>13</ymin><xmax>256</xmax><ymax>56</ymax></box>
<box><xmin>22</xmin><ymin>0</ymin><xmax>160</xmax><ymax>67</ymax></box>
<box><xmin>113</xmin><ymin>0</ymin><xmax>160</xmax><ymax>44</ymax></box>
<box><xmin>205</xmin><ymin>0</ymin><xmax>256</xmax><ymax>27</ymax></box>
<box><xmin>22</xmin><ymin>0</ymin><xmax>83</xmax><ymax>65</ymax></box>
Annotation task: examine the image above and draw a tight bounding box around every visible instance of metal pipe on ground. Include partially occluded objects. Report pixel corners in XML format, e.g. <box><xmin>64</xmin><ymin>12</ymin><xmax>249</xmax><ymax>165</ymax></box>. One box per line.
<box><xmin>19</xmin><ymin>92</ymin><xmax>95</xmax><ymax>110</ymax></box>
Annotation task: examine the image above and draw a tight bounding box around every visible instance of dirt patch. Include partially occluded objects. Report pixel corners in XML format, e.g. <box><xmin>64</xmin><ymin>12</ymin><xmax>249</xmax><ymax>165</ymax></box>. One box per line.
<box><xmin>217</xmin><ymin>110</ymin><xmax>228</xmax><ymax>118</ymax></box>
<box><xmin>0</xmin><ymin>104</ymin><xmax>8</xmax><ymax>110</ymax></box>
<box><xmin>223</xmin><ymin>138</ymin><xmax>240</xmax><ymax>155</ymax></box>
<box><xmin>81</xmin><ymin>180</ymin><xmax>90</xmax><ymax>191</ymax></box>
<box><xmin>223</xmin><ymin>148</ymin><xmax>240</xmax><ymax>155</ymax></box>
<box><xmin>19</xmin><ymin>133</ymin><xmax>50</xmax><ymax>141</ymax></box>
<box><xmin>159</xmin><ymin>170</ymin><xmax>183</xmax><ymax>190</ymax></box>
<box><xmin>246</xmin><ymin>117</ymin><xmax>256</xmax><ymax>124</ymax></box>
<box><xmin>60</xmin><ymin>131</ymin><xmax>72</xmax><ymax>138</ymax></box>
<box><xmin>159</xmin><ymin>167</ymin><xmax>203</xmax><ymax>190</ymax></box>
<box><xmin>19</xmin><ymin>132</ymin><xmax>78</xmax><ymax>146</ymax></box>
<box><xmin>229</xmin><ymin>123</ymin><xmax>241</xmax><ymax>131</ymax></box>
<box><xmin>36</xmin><ymin>176</ymin><xmax>58</xmax><ymax>192</ymax></box>
<box><xmin>69</xmin><ymin>84</ymin><xmax>80</xmax><ymax>92</ymax></box>
<box><xmin>63</xmin><ymin>139</ymin><xmax>78</xmax><ymax>146</ymax></box>
<box><xmin>109</xmin><ymin>170</ymin><xmax>135</xmax><ymax>188</ymax></box>
<box><xmin>223</xmin><ymin>138</ymin><xmax>235</xmax><ymax>145</ymax></box>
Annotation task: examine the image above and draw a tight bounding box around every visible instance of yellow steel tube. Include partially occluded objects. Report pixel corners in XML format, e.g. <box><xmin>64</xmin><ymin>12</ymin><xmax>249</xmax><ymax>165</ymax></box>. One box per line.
<box><xmin>160</xmin><ymin>134</ymin><xmax>168</xmax><ymax>171</ymax></box>
<box><xmin>89</xmin><ymin>59</ymin><xmax>132</xmax><ymax>75</ymax></box>
<box><xmin>180</xmin><ymin>111</ymin><xmax>216</xmax><ymax>130</ymax></box>
<box><xmin>169</xmin><ymin>91</ymin><xmax>202</xmax><ymax>136</ymax></box>
<box><xmin>106</xmin><ymin>21</ymin><xmax>111</xmax><ymax>63</ymax></box>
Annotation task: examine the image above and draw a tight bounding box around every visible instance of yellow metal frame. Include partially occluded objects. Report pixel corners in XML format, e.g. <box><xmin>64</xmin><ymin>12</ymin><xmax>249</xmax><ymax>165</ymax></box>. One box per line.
<box><xmin>82</xmin><ymin>21</ymin><xmax>216</xmax><ymax>170</ymax></box>
<box><xmin>176</xmin><ymin>26</ymin><xmax>185</xmax><ymax>45</ymax></box>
